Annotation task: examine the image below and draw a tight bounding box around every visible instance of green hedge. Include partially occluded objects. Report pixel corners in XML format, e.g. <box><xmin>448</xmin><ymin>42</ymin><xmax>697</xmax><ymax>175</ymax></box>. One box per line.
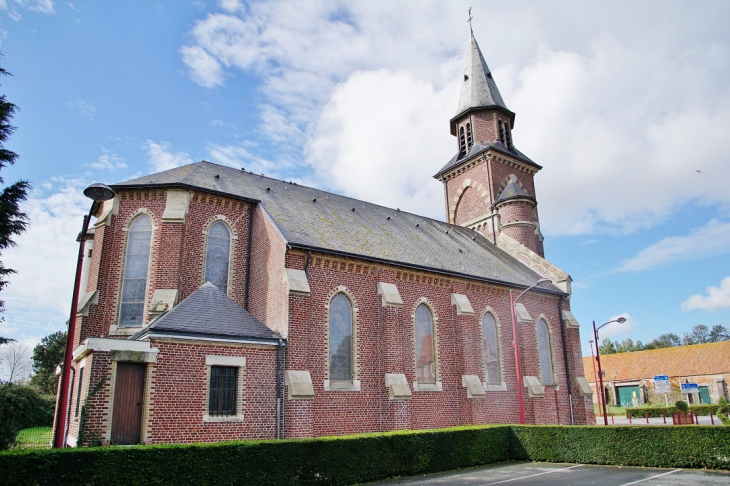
<box><xmin>627</xmin><ymin>404</ymin><xmax>721</xmax><ymax>418</ymax></box>
<box><xmin>510</xmin><ymin>425</ymin><xmax>730</xmax><ymax>470</ymax></box>
<box><xmin>1</xmin><ymin>425</ymin><xmax>728</xmax><ymax>485</ymax></box>
<box><xmin>0</xmin><ymin>425</ymin><xmax>511</xmax><ymax>486</ymax></box>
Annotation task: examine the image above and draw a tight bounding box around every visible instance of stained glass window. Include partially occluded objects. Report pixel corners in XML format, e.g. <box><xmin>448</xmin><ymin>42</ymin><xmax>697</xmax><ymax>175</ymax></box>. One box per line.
<box><xmin>205</xmin><ymin>222</ymin><xmax>231</xmax><ymax>293</ymax></box>
<box><xmin>482</xmin><ymin>313</ymin><xmax>500</xmax><ymax>385</ymax></box>
<box><xmin>119</xmin><ymin>215</ymin><xmax>152</xmax><ymax>327</ymax></box>
<box><xmin>537</xmin><ymin>319</ymin><xmax>555</xmax><ymax>385</ymax></box>
<box><xmin>329</xmin><ymin>293</ymin><xmax>352</xmax><ymax>382</ymax></box>
<box><xmin>415</xmin><ymin>304</ymin><xmax>436</xmax><ymax>384</ymax></box>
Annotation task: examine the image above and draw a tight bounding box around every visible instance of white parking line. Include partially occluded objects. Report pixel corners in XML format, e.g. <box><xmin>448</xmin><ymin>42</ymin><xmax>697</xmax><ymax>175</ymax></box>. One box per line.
<box><xmin>618</xmin><ymin>468</ymin><xmax>682</xmax><ymax>485</ymax></box>
<box><xmin>483</xmin><ymin>464</ymin><xmax>584</xmax><ymax>485</ymax></box>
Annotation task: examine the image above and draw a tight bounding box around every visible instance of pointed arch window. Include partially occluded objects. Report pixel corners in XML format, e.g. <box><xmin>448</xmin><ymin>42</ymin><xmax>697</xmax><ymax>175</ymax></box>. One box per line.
<box><xmin>329</xmin><ymin>293</ymin><xmax>353</xmax><ymax>382</ymax></box>
<box><xmin>466</xmin><ymin>122</ymin><xmax>473</xmax><ymax>150</ymax></box>
<box><xmin>482</xmin><ymin>312</ymin><xmax>501</xmax><ymax>385</ymax></box>
<box><xmin>119</xmin><ymin>215</ymin><xmax>152</xmax><ymax>327</ymax></box>
<box><xmin>415</xmin><ymin>304</ymin><xmax>436</xmax><ymax>384</ymax></box>
<box><xmin>498</xmin><ymin>120</ymin><xmax>506</xmax><ymax>145</ymax></box>
<box><xmin>537</xmin><ymin>319</ymin><xmax>555</xmax><ymax>385</ymax></box>
<box><xmin>459</xmin><ymin>126</ymin><xmax>466</xmax><ymax>157</ymax></box>
<box><xmin>205</xmin><ymin>221</ymin><xmax>231</xmax><ymax>293</ymax></box>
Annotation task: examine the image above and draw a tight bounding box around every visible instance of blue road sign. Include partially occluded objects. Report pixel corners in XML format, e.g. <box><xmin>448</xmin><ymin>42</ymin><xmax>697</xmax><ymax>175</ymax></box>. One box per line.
<box><xmin>653</xmin><ymin>375</ymin><xmax>669</xmax><ymax>381</ymax></box>
<box><xmin>680</xmin><ymin>383</ymin><xmax>699</xmax><ymax>391</ymax></box>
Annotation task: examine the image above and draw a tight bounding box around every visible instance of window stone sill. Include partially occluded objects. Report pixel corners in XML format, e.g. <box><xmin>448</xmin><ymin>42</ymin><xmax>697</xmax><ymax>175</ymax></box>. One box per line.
<box><xmin>324</xmin><ymin>380</ymin><xmax>361</xmax><ymax>391</ymax></box>
<box><xmin>203</xmin><ymin>414</ymin><xmax>244</xmax><ymax>423</ymax></box>
<box><xmin>484</xmin><ymin>382</ymin><xmax>507</xmax><ymax>392</ymax></box>
<box><xmin>413</xmin><ymin>381</ymin><xmax>443</xmax><ymax>392</ymax></box>
<box><xmin>109</xmin><ymin>324</ymin><xmax>143</xmax><ymax>336</ymax></box>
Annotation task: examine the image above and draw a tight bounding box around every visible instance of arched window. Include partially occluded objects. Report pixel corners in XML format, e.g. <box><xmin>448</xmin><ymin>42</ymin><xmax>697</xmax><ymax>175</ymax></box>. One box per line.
<box><xmin>482</xmin><ymin>312</ymin><xmax>501</xmax><ymax>385</ymax></box>
<box><xmin>537</xmin><ymin>319</ymin><xmax>555</xmax><ymax>385</ymax></box>
<box><xmin>119</xmin><ymin>215</ymin><xmax>152</xmax><ymax>327</ymax></box>
<box><xmin>459</xmin><ymin>126</ymin><xmax>466</xmax><ymax>156</ymax></box>
<box><xmin>415</xmin><ymin>304</ymin><xmax>436</xmax><ymax>384</ymax></box>
<box><xmin>205</xmin><ymin>221</ymin><xmax>231</xmax><ymax>293</ymax></box>
<box><xmin>329</xmin><ymin>293</ymin><xmax>353</xmax><ymax>382</ymax></box>
<box><xmin>466</xmin><ymin>122</ymin><xmax>473</xmax><ymax>149</ymax></box>
<box><xmin>498</xmin><ymin>120</ymin><xmax>506</xmax><ymax>145</ymax></box>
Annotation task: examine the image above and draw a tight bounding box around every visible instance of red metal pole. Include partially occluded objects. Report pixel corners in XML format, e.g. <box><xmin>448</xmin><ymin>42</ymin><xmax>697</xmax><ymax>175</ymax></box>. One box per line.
<box><xmin>663</xmin><ymin>413</ymin><xmax>666</xmax><ymax>424</ymax></box>
<box><xmin>53</xmin><ymin>213</ymin><xmax>91</xmax><ymax>448</ymax></box>
<box><xmin>645</xmin><ymin>412</ymin><xmax>649</xmax><ymax>424</ymax></box>
<box><xmin>593</xmin><ymin>321</ymin><xmax>609</xmax><ymax>426</ymax></box>
<box><xmin>710</xmin><ymin>413</ymin><xmax>714</xmax><ymax>425</ymax></box>
<box><xmin>589</xmin><ymin>341</ymin><xmax>601</xmax><ymax>417</ymax></box>
<box><xmin>628</xmin><ymin>413</ymin><xmax>632</xmax><ymax>424</ymax></box>
<box><xmin>511</xmin><ymin>290</ymin><xmax>525</xmax><ymax>424</ymax></box>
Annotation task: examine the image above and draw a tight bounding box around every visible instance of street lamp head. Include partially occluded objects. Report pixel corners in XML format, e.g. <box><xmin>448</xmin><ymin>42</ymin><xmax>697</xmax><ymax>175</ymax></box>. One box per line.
<box><xmin>536</xmin><ymin>277</ymin><xmax>552</xmax><ymax>285</ymax></box>
<box><xmin>83</xmin><ymin>183</ymin><xmax>115</xmax><ymax>202</ymax></box>
<box><xmin>616</xmin><ymin>317</ymin><xmax>627</xmax><ymax>324</ymax></box>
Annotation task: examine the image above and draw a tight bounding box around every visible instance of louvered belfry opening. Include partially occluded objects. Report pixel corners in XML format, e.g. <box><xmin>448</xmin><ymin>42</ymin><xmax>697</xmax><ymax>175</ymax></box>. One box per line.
<box><xmin>209</xmin><ymin>366</ymin><xmax>238</xmax><ymax>416</ymax></box>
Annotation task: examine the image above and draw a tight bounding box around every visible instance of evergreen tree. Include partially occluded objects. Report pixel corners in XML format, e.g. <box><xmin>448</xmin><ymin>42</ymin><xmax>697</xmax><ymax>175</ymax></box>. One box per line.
<box><xmin>0</xmin><ymin>61</ymin><xmax>30</xmax><ymax>341</ymax></box>
<box><xmin>30</xmin><ymin>331</ymin><xmax>66</xmax><ymax>395</ymax></box>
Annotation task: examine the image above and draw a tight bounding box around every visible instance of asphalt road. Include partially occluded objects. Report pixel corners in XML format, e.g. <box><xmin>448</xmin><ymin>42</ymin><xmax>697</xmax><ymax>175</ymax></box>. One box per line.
<box><xmin>372</xmin><ymin>461</ymin><xmax>730</xmax><ymax>485</ymax></box>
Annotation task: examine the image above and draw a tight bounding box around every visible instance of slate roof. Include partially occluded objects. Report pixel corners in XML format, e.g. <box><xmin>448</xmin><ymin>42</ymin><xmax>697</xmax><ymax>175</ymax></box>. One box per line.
<box><xmin>582</xmin><ymin>341</ymin><xmax>730</xmax><ymax>383</ymax></box>
<box><xmin>114</xmin><ymin>161</ymin><xmax>563</xmax><ymax>294</ymax></box>
<box><xmin>131</xmin><ymin>282</ymin><xmax>280</xmax><ymax>342</ymax></box>
<box><xmin>495</xmin><ymin>175</ymin><xmax>534</xmax><ymax>204</ymax></box>
<box><xmin>434</xmin><ymin>141</ymin><xmax>540</xmax><ymax>179</ymax></box>
<box><xmin>455</xmin><ymin>35</ymin><xmax>509</xmax><ymax>117</ymax></box>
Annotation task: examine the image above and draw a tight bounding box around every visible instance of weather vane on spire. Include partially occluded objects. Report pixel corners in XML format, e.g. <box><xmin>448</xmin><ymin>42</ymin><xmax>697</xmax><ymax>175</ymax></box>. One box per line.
<box><xmin>468</xmin><ymin>7</ymin><xmax>473</xmax><ymax>35</ymax></box>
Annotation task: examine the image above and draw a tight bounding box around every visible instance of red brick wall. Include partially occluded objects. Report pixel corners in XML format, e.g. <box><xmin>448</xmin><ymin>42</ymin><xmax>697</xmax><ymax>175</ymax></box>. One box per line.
<box><xmin>283</xmin><ymin>250</ymin><xmax>589</xmax><ymax>437</ymax></box>
<box><xmin>454</xmin><ymin>186</ymin><xmax>488</xmax><ymax>225</ymax></box>
<box><xmin>248</xmin><ymin>205</ymin><xmax>288</xmax><ymax>336</ymax></box>
<box><xmin>145</xmin><ymin>340</ymin><xmax>278</xmax><ymax>444</ymax></box>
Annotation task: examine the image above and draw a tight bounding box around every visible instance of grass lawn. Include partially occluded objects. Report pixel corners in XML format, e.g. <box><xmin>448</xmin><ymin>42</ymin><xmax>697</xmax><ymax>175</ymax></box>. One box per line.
<box><xmin>15</xmin><ymin>427</ymin><xmax>52</xmax><ymax>448</ymax></box>
<box><xmin>594</xmin><ymin>405</ymin><xmax>626</xmax><ymax>416</ymax></box>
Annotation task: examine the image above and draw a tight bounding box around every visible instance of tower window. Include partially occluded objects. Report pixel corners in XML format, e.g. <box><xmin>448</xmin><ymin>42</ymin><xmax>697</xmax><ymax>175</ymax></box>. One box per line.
<box><xmin>119</xmin><ymin>215</ymin><xmax>152</xmax><ymax>327</ymax></box>
<box><xmin>466</xmin><ymin>123</ymin><xmax>473</xmax><ymax>150</ymax></box>
<box><xmin>505</xmin><ymin>123</ymin><xmax>513</xmax><ymax>148</ymax></box>
<box><xmin>498</xmin><ymin>120</ymin><xmax>506</xmax><ymax>146</ymax></box>
<box><xmin>459</xmin><ymin>126</ymin><xmax>466</xmax><ymax>156</ymax></box>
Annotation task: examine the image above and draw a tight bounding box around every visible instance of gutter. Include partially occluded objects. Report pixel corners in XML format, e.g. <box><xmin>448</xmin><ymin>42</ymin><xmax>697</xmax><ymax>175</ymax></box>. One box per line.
<box><xmin>287</xmin><ymin>242</ymin><xmax>567</xmax><ymax>297</ymax></box>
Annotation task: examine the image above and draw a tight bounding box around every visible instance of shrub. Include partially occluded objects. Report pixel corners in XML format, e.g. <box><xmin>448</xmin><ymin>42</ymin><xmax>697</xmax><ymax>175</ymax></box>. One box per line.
<box><xmin>675</xmin><ymin>400</ymin><xmax>689</xmax><ymax>413</ymax></box>
<box><xmin>0</xmin><ymin>383</ymin><xmax>54</xmax><ymax>450</ymax></box>
<box><xmin>627</xmin><ymin>404</ymin><xmax>721</xmax><ymax>419</ymax></box>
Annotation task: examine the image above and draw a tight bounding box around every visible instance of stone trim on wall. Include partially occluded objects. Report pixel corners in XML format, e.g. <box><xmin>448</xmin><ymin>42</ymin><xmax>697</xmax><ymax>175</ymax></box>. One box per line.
<box><xmin>411</xmin><ymin>297</ymin><xmax>443</xmax><ymax>392</ymax></box>
<box><xmin>323</xmin><ymin>285</ymin><xmax>360</xmax><ymax>390</ymax></box>
<box><xmin>203</xmin><ymin>354</ymin><xmax>246</xmax><ymax>423</ymax></box>
<box><xmin>200</xmin><ymin>215</ymin><xmax>238</xmax><ymax>297</ymax></box>
<box><xmin>479</xmin><ymin>306</ymin><xmax>507</xmax><ymax>392</ymax></box>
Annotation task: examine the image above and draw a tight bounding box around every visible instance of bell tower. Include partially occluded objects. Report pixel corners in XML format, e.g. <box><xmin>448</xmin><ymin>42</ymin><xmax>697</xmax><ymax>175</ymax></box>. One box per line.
<box><xmin>434</xmin><ymin>33</ymin><xmax>545</xmax><ymax>257</ymax></box>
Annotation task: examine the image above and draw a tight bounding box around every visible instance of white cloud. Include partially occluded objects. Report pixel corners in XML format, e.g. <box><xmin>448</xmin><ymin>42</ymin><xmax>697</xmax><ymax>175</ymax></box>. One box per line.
<box><xmin>682</xmin><ymin>277</ymin><xmax>730</xmax><ymax>312</ymax></box>
<box><xmin>143</xmin><ymin>140</ymin><xmax>194</xmax><ymax>172</ymax></box>
<box><xmin>306</xmin><ymin>69</ymin><xmax>456</xmax><ymax>216</ymax></box>
<box><xmin>67</xmin><ymin>2</ymin><xmax>78</xmax><ymax>12</ymax></box>
<box><xmin>1</xmin><ymin>180</ymin><xmax>89</xmax><ymax>349</ymax></box>
<box><xmin>181</xmin><ymin>1</ymin><xmax>730</xmax><ymax>235</ymax></box>
<box><xmin>67</xmin><ymin>99</ymin><xmax>96</xmax><ymax>121</ymax></box>
<box><xmin>613</xmin><ymin>220</ymin><xmax>730</xmax><ymax>273</ymax></box>
<box><xmin>88</xmin><ymin>152</ymin><xmax>127</xmax><ymax>172</ymax></box>
<box><xmin>1</xmin><ymin>0</ymin><xmax>54</xmax><ymax>20</ymax></box>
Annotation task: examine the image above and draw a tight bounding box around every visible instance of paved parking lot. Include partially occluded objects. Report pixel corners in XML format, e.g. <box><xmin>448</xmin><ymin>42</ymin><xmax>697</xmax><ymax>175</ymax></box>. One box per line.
<box><xmin>372</xmin><ymin>461</ymin><xmax>730</xmax><ymax>485</ymax></box>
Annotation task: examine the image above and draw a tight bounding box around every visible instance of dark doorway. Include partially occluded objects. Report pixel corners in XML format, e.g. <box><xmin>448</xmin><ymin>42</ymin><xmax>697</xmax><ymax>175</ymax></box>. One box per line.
<box><xmin>111</xmin><ymin>362</ymin><xmax>146</xmax><ymax>445</ymax></box>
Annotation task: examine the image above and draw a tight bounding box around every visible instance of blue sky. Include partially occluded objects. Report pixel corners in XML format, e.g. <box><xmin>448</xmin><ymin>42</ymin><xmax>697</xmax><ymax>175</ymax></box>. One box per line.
<box><xmin>1</xmin><ymin>1</ymin><xmax>729</xmax><ymax>375</ymax></box>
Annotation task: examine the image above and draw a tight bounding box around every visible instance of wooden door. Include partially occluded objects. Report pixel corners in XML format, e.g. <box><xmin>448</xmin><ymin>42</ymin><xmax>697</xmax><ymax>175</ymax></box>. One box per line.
<box><xmin>111</xmin><ymin>362</ymin><xmax>146</xmax><ymax>445</ymax></box>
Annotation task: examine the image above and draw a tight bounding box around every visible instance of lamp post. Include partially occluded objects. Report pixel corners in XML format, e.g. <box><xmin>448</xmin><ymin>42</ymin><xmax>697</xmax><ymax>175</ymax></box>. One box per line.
<box><xmin>53</xmin><ymin>183</ymin><xmax>115</xmax><ymax>449</ymax></box>
<box><xmin>510</xmin><ymin>277</ymin><xmax>552</xmax><ymax>424</ymax></box>
<box><xmin>588</xmin><ymin>339</ymin><xmax>601</xmax><ymax>418</ymax></box>
<box><xmin>592</xmin><ymin>317</ymin><xmax>627</xmax><ymax>426</ymax></box>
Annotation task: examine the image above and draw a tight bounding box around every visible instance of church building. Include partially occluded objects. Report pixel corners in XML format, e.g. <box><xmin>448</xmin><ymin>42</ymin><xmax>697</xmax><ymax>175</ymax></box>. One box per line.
<box><xmin>56</xmin><ymin>33</ymin><xmax>594</xmax><ymax>446</ymax></box>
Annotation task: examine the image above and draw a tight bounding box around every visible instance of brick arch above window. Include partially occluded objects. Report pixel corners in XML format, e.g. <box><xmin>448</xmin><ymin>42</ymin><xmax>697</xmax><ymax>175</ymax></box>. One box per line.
<box><xmin>449</xmin><ymin>178</ymin><xmax>490</xmax><ymax>225</ymax></box>
<box><xmin>323</xmin><ymin>285</ymin><xmax>360</xmax><ymax>391</ymax></box>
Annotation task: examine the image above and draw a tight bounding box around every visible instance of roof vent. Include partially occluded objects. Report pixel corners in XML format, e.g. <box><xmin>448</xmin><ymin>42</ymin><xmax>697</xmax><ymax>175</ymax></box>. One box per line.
<box><xmin>472</xmin><ymin>236</ymin><xmax>476</xmax><ymax>240</ymax></box>
<box><xmin>415</xmin><ymin>223</ymin><xmax>419</xmax><ymax>228</ymax></box>
<box><xmin>459</xmin><ymin>249</ymin><xmax>463</xmax><ymax>253</ymax></box>
<box><xmin>266</xmin><ymin>187</ymin><xmax>271</xmax><ymax>192</ymax></box>
<box><xmin>445</xmin><ymin>230</ymin><xmax>449</xmax><ymax>234</ymax></box>
<box><xmin>487</xmin><ymin>72</ymin><xmax>492</xmax><ymax>79</ymax></box>
<box><xmin>214</xmin><ymin>174</ymin><xmax>220</xmax><ymax>179</ymax></box>
<box><xmin>464</xmin><ymin>74</ymin><xmax>469</xmax><ymax>81</ymax></box>
<box><xmin>312</xmin><ymin>198</ymin><xmax>316</xmax><ymax>203</ymax></box>
<box><xmin>351</xmin><ymin>207</ymin><xmax>355</xmax><ymax>211</ymax></box>
<box><xmin>386</xmin><ymin>216</ymin><xmax>390</xmax><ymax>220</ymax></box>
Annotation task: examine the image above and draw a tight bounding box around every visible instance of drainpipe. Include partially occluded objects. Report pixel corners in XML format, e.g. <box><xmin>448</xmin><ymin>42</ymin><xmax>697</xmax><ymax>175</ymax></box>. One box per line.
<box><xmin>276</xmin><ymin>338</ymin><xmax>284</xmax><ymax>439</ymax></box>
<box><xmin>558</xmin><ymin>295</ymin><xmax>574</xmax><ymax>425</ymax></box>
<box><xmin>244</xmin><ymin>203</ymin><xmax>254</xmax><ymax>310</ymax></box>
<box><xmin>304</xmin><ymin>250</ymin><xmax>312</xmax><ymax>276</ymax></box>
